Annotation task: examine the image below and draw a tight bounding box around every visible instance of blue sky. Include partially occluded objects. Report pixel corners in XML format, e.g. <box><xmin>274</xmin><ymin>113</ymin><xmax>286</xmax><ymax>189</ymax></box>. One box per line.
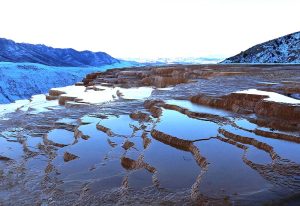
<box><xmin>1</xmin><ymin>0</ymin><xmax>299</xmax><ymax>59</ymax></box>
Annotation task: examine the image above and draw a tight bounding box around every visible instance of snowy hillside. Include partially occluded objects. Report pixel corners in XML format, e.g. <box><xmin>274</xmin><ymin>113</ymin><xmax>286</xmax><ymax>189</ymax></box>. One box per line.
<box><xmin>222</xmin><ymin>31</ymin><xmax>300</xmax><ymax>64</ymax></box>
<box><xmin>0</xmin><ymin>62</ymin><xmax>136</xmax><ymax>104</ymax></box>
<box><xmin>0</xmin><ymin>38</ymin><xmax>119</xmax><ymax>67</ymax></box>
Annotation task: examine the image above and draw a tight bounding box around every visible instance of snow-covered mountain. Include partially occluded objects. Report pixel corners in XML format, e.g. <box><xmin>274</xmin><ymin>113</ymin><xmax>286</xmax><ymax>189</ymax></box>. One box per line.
<box><xmin>0</xmin><ymin>38</ymin><xmax>119</xmax><ymax>67</ymax></box>
<box><xmin>122</xmin><ymin>57</ymin><xmax>223</xmax><ymax>65</ymax></box>
<box><xmin>0</xmin><ymin>62</ymin><xmax>136</xmax><ymax>104</ymax></box>
<box><xmin>222</xmin><ymin>31</ymin><xmax>300</xmax><ymax>64</ymax></box>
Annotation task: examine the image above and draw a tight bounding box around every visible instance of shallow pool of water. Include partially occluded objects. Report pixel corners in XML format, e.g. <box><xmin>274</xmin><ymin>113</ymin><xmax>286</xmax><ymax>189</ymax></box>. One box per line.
<box><xmin>156</xmin><ymin>109</ymin><xmax>219</xmax><ymax>140</ymax></box>
<box><xmin>166</xmin><ymin>99</ymin><xmax>231</xmax><ymax>116</ymax></box>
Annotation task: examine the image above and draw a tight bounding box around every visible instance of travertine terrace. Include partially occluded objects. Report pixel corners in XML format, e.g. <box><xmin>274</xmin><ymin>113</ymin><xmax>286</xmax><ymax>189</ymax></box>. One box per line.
<box><xmin>0</xmin><ymin>64</ymin><xmax>300</xmax><ymax>205</ymax></box>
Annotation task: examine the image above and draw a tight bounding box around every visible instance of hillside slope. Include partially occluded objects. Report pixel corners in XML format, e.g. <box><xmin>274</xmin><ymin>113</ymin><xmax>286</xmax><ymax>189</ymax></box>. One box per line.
<box><xmin>222</xmin><ymin>32</ymin><xmax>300</xmax><ymax>64</ymax></box>
<box><xmin>0</xmin><ymin>38</ymin><xmax>119</xmax><ymax>67</ymax></box>
<box><xmin>0</xmin><ymin>62</ymin><xmax>135</xmax><ymax>103</ymax></box>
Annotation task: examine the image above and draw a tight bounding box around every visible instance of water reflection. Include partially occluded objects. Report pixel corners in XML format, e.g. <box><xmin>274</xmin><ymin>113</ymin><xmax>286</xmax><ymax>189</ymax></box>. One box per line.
<box><xmin>0</xmin><ymin>99</ymin><xmax>299</xmax><ymax>205</ymax></box>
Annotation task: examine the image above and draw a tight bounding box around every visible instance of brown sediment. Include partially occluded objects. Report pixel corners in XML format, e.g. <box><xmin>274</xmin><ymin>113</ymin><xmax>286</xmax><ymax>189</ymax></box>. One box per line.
<box><xmin>217</xmin><ymin>135</ymin><xmax>300</xmax><ymax>191</ymax></box>
<box><xmin>122</xmin><ymin>140</ymin><xmax>134</xmax><ymax>150</ymax></box>
<box><xmin>254</xmin><ymin>101</ymin><xmax>300</xmax><ymax>121</ymax></box>
<box><xmin>216</xmin><ymin>136</ymin><xmax>248</xmax><ymax>150</ymax></box>
<box><xmin>149</xmin><ymin>106</ymin><xmax>163</xmax><ymax>118</ymax></box>
<box><xmin>142</xmin><ymin>132</ymin><xmax>151</xmax><ymax>149</ymax></box>
<box><xmin>74</xmin><ymin>127</ymin><xmax>90</xmax><ymax>140</ymax></box>
<box><xmin>144</xmin><ymin>99</ymin><xmax>229</xmax><ymax>124</ymax></box>
<box><xmin>162</xmin><ymin>103</ymin><xmax>229</xmax><ymax>123</ymax></box>
<box><xmin>151</xmin><ymin>129</ymin><xmax>208</xmax><ymax>168</ymax></box>
<box><xmin>107</xmin><ymin>139</ymin><xmax>117</xmax><ymax>148</ymax></box>
<box><xmin>58</xmin><ymin>96</ymin><xmax>78</xmax><ymax>105</ymax></box>
<box><xmin>43</xmin><ymin>134</ymin><xmax>69</xmax><ymax>148</ymax></box>
<box><xmin>116</xmin><ymin>90</ymin><xmax>123</xmax><ymax>98</ymax></box>
<box><xmin>150</xmin><ymin>129</ymin><xmax>210</xmax><ymax>203</ymax></box>
<box><xmin>249</xmin><ymin>118</ymin><xmax>300</xmax><ymax>132</ymax></box>
<box><xmin>151</xmin><ymin>129</ymin><xmax>193</xmax><ymax>152</ymax></box>
<box><xmin>81</xmin><ymin>65</ymin><xmax>251</xmax><ymax>89</ymax></box>
<box><xmin>243</xmin><ymin>155</ymin><xmax>300</xmax><ymax>191</ymax></box>
<box><xmin>121</xmin><ymin>156</ymin><xmax>156</xmax><ymax>174</ymax></box>
<box><xmin>121</xmin><ymin>152</ymin><xmax>160</xmax><ymax>189</ymax></box>
<box><xmin>230</xmin><ymin>121</ymin><xmax>300</xmax><ymax>144</ymax></box>
<box><xmin>189</xmin><ymin>145</ymin><xmax>209</xmax><ymax>169</ymax></box>
<box><xmin>190</xmin><ymin>93</ymin><xmax>300</xmax><ymax>122</ymax></box>
<box><xmin>54</xmin><ymin>122</ymin><xmax>76</xmax><ymax>132</ymax></box>
<box><xmin>0</xmin><ymin>155</ymin><xmax>12</xmax><ymax>161</ymax></box>
<box><xmin>143</xmin><ymin>99</ymin><xmax>164</xmax><ymax>109</ymax></box>
<box><xmin>46</xmin><ymin>95</ymin><xmax>59</xmax><ymax>100</ymax></box>
<box><xmin>96</xmin><ymin>124</ymin><xmax>114</xmax><ymax>137</ymax></box>
<box><xmin>253</xmin><ymin>129</ymin><xmax>300</xmax><ymax>144</ymax></box>
<box><xmin>44</xmin><ymin>164</ymin><xmax>54</xmax><ymax>173</ymax></box>
<box><xmin>63</xmin><ymin>152</ymin><xmax>79</xmax><ymax>162</ymax></box>
<box><xmin>219</xmin><ymin>128</ymin><xmax>280</xmax><ymax>160</ymax></box>
<box><xmin>82</xmin><ymin>72</ymin><xmax>102</xmax><ymax>85</ymax></box>
<box><xmin>74</xmin><ymin>126</ymin><xmax>83</xmax><ymax>139</ymax></box>
<box><xmin>142</xmin><ymin>76</ymin><xmax>189</xmax><ymax>88</ymax></box>
<box><xmin>129</xmin><ymin>111</ymin><xmax>151</xmax><ymax>122</ymax></box>
<box><xmin>190</xmin><ymin>93</ymin><xmax>267</xmax><ymax>114</ymax></box>
<box><xmin>81</xmin><ymin>134</ymin><xmax>90</xmax><ymax>140</ymax></box>
<box><xmin>48</xmin><ymin>89</ymin><xmax>67</xmax><ymax>97</ymax></box>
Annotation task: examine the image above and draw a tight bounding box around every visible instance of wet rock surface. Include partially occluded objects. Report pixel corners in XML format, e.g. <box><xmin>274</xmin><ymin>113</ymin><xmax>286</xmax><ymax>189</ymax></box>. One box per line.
<box><xmin>0</xmin><ymin>64</ymin><xmax>300</xmax><ymax>205</ymax></box>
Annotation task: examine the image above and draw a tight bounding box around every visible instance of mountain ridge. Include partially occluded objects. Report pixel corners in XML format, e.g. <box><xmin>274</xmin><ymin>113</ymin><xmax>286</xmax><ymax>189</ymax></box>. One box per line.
<box><xmin>222</xmin><ymin>31</ymin><xmax>300</xmax><ymax>64</ymax></box>
<box><xmin>0</xmin><ymin>37</ymin><xmax>119</xmax><ymax>67</ymax></box>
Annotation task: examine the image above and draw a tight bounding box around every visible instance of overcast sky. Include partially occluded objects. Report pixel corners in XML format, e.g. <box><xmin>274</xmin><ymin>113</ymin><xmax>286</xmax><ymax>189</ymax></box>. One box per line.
<box><xmin>1</xmin><ymin>0</ymin><xmax>299</xmax><ymax>59</ymax></box>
